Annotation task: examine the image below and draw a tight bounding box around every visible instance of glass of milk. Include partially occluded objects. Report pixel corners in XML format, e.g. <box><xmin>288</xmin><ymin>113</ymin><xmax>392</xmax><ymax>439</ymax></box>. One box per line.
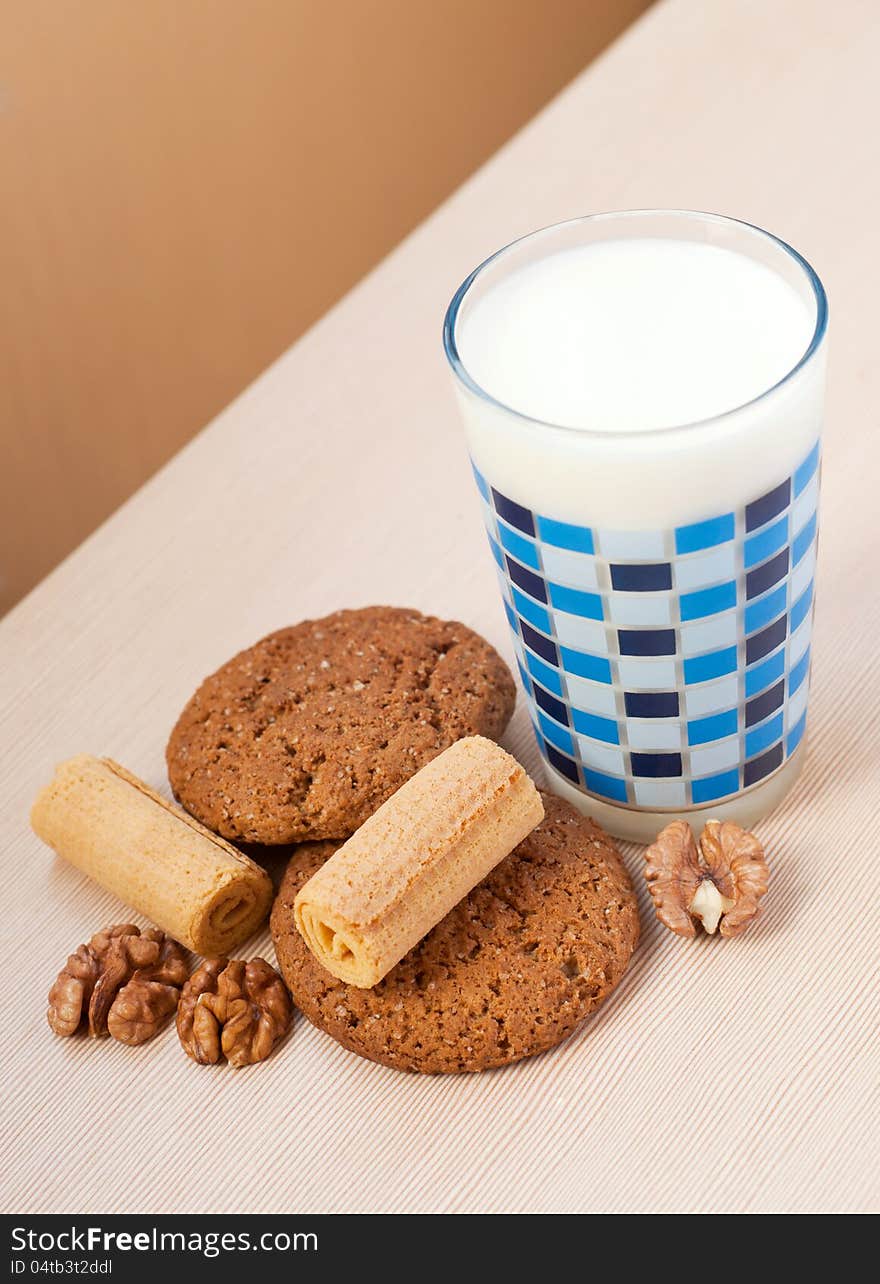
<box><xmin>443</xmin><ymin>211</ymin><xmax>827</xmax><ymax>842</ymax></box>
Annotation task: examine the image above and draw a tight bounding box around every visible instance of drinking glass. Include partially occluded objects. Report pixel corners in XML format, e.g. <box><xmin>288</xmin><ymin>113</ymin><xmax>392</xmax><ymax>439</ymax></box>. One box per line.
<box><xmin>443</xmin><ymin>211</ymin><xmax>827</xmax><ymax>842</ymax></box>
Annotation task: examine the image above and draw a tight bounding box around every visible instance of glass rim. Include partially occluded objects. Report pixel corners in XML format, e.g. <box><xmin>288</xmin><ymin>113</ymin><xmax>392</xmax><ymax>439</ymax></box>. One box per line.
<box><xmin>442</xmin><ymin>208</ymin><xmax>829</xmax><ymax>440</ymax></box>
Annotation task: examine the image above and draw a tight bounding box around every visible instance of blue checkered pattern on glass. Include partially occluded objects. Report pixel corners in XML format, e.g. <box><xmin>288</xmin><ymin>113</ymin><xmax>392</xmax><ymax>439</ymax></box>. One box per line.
<box><xmin>475</xmin><ymin>440</ymin><xmax>819</xmax><ymax>810</ymax></box>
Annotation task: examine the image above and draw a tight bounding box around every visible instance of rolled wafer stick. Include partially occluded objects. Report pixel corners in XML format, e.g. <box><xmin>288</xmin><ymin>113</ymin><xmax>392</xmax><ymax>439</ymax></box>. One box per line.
<box><xmin>31</xmin><ymin>756</ymin><xmax>273</xmax><ymax>955</ymax></box>
<box><xmin>294</xmin><ymin>736</ymin><xmax>544</xmax><ymax>987</ymax></box>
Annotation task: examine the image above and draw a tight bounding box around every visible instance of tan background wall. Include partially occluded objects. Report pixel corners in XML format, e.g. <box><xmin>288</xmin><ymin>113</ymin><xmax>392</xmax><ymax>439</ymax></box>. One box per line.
<box><xmin>0</xmin><ymin>0</ymin><xmax>650</xmax><ymax>616</ymax></box>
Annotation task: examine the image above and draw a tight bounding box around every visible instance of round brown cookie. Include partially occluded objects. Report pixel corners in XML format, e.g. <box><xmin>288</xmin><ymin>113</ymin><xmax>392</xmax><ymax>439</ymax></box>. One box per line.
<box><xmin>167</xmin><ymin>607</ymin><xmax>515</xmax><ymax>845</ymax></box>
<box><xmin>271</xmin><ymin>793</ymin><xmax>639</xmax><ymax>1074</ymax></box>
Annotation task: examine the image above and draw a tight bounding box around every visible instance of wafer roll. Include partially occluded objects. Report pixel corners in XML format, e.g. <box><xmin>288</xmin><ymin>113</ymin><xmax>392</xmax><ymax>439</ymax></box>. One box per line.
<box><xmin>31</xmin><ymin>756</ymin><xmax>273</xmax><ymax>954</ymax></box>
<box><xmin>294</xmin><ymin>736</ymin><xmax>543</xmax><ymax>987</ymax></box>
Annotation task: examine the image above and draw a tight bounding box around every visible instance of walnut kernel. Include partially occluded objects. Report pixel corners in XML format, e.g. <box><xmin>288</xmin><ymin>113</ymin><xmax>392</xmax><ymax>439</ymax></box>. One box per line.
<box><xmin>176</xmin><ymin>957</ymin><xmax>292</xmax><ymax>1068</ymax></box>
<box><xmin>48</xmin><ymin>923</ymin><xmax>189</xmax><ymax>1044</ymax></box>
<box><xmin>644</xmin><ymin>819</ymin><xmax>769</xmax><ymax>939</ymax></box>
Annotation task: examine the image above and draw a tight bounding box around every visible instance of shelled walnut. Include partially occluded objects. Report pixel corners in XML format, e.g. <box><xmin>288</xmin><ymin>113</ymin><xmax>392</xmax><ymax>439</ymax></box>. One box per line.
<box><xmin>177</xmin><ymin>957</ymin><xmax>292</xmax><ymax>1068</ymax></box>
<box><xmin>48</xmin><ymin>923</ymin><xmax>189</xmax><ymax>1044</ymax></box>
<box><xmin>644</xmin><ymin>820</ymin><xmax>770</xmax><ymax>939</ymax></box>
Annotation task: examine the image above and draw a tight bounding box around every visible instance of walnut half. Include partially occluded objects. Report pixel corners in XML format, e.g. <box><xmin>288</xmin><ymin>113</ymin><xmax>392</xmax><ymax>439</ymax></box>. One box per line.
<box><xmin>644</xmin><ymin>820</ymin><xmax>770</xmax><ymax>939</ymax></box>
<box><xmin>48</xmin><ymin>924</ymin><xmax>189</xmax><ymax>1045</ymax></box>
<box><xmin>176</xmin><ymin>957</ymin><xmax>293</xmax><ymax>1068</ymax></box>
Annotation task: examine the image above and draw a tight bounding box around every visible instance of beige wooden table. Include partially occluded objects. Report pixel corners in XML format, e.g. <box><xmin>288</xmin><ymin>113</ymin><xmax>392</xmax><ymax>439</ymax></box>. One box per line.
<box><xmin>3</xmin><ymin>0</ymin><xmax>878</xmax><ymax>1214</ymax></box>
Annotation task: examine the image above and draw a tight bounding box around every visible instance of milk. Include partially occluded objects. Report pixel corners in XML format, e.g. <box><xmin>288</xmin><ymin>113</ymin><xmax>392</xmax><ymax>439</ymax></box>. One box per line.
<box><xmin>445</xmin><ymin>213</ymin><xmax>827</xmax><ymax>841</ymax></box>
<box><xmin>452</xmin><ymin>229</ymin><xmax>825</xmax><ymax>530</ymax></box>
<box><xmin>459</xmin><ymin>239</ymin><xmax>812</xmax><ymax>436</ymax></box>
